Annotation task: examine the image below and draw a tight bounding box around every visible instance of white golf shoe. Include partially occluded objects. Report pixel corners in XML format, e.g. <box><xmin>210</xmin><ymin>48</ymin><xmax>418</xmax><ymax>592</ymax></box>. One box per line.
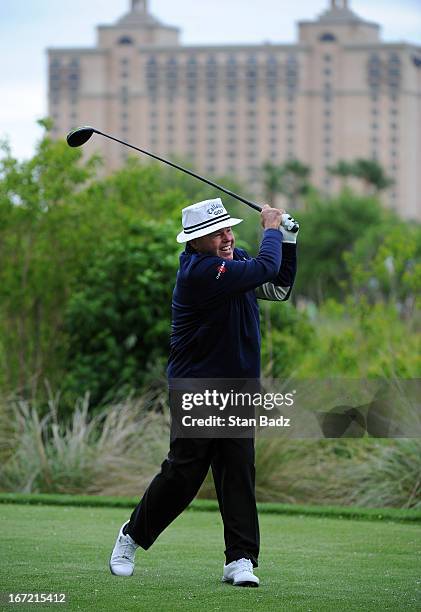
<box><xmin>222</xmin><ymin>558</ymin><xmax>259</xmax><ymax>587</ymax></box>
<box><xmin>109</xmin><ymin>521</ymin><xmax>139</xmax><ymax>576</ymax></box>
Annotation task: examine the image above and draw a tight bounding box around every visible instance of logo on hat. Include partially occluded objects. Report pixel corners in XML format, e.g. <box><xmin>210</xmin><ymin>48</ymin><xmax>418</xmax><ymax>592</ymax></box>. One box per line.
<box><xmin>207</xmin><ymin>202</ymin><xmax>224</xmax><ymax>216</ymax></box>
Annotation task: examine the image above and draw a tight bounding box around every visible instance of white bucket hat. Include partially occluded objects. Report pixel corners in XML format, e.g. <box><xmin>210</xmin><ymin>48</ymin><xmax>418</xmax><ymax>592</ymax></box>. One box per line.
<box><xmin>176</xmin><ymin>198</ymin><xmax>243</xmax><ymax>243</ymax></box>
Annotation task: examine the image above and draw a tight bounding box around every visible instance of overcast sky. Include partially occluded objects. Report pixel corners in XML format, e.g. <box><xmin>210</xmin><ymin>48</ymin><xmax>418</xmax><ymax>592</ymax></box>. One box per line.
<box><xmin>1</xmin><ymin>0</ymin><xmax>420</xmax><ymax>161</ymax></box>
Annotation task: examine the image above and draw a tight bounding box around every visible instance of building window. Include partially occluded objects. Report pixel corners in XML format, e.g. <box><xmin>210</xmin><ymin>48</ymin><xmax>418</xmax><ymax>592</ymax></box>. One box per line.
<box><xmin>118</xmin><ymin>36</ymin><xmax>134</xmax><ymax>45</ymax></box>
<box><xmin>319</xmin><ymin>33</ymin><xmax>336</xmax><ymax>42</ymax></box>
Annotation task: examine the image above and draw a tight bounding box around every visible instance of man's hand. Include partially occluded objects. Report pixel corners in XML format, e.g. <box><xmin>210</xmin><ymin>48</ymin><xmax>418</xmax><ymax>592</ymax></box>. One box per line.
<box><xmin>261</xmin><ymin>204</ymin><xmax>284</xmax><ymax>230</ymax></box>
<box><xmin>280</xmin><ymin>212</ymin><xmax>299</xmax><ymax>243</ymax></box>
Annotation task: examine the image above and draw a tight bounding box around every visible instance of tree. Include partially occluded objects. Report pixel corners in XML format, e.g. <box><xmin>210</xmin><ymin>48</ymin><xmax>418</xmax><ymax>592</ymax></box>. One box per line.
<box><xmin>327</xmin><ymin>160</ymin><xmax>355</xmax><ymax>189</ymax></box>
<box><xmin>344</xmin><ymin>222</ymin><xmax>421</xmax><ymax>313</ymax></box>
<box><xmin>261</xmin><ymin>161</ymin><xmax>284</xmax><ymax>207</ymax></box>
<box><xmin>352</xmin><ymin>158</ymin><xmax>394</xmax><ymax>194</ymax></box>
<box><xmin>62</xmin><ymin>221</ymin><xmax>179</xmax><ymax>407</ymax></box>
<box><xmin>328</xmin><ymin>158</ymin><xmax>394</xmax><ymax>195</ymax></box>
<box><xmin>294</xmin><ymin>191</ymin><xmax>388</xmax><ymax>302</ymax></box>
<box><xmin>281</xmin><ymin>159</ymin><xmax>311</xmax><ymax>210</ymax></box>
<box><xmin>0</xmin><ymin>120</ymin><xmax>100</xmax><ymax>396</ymax></box>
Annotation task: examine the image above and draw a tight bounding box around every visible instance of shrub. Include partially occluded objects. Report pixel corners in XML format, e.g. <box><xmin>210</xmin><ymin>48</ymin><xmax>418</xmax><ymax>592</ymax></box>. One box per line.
<box><xmin>0</xmin><ymin>391</ymin><xmax>169</xmax><ymax>496</ymax></box>
<box><xmin>63</xmin><ymin>221</ymin><xmax>179</xmax><ymax>406</ymax></box>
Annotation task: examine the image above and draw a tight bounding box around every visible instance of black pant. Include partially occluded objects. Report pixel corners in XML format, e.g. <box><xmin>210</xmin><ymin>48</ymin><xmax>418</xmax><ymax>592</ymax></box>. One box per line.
<box><xmin>126</xmin><ymin>436</ymin><xmax>260</xmax><ymax>567</ymax></box>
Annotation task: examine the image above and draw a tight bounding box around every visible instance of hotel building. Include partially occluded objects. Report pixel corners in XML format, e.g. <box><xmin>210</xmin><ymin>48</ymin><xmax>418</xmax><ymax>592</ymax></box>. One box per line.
<box><xmin>48</xmin><ymin>0</ymin><xmax>421</xmax><ymax>219</ymax></box>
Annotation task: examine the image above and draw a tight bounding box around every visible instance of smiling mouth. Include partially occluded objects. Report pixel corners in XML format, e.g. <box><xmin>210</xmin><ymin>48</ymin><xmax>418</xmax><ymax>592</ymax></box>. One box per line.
<box><xmin>220</xmin><ymin>246</ymin><xmax>232</xmax><ymax>254</ymax></box>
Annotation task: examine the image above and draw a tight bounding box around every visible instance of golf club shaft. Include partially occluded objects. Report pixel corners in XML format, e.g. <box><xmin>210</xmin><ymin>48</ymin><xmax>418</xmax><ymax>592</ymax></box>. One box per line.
<box><xmin>93</xmin><ymin>129</ymin><xmax>263</xmax><ymax>212</ymax></box>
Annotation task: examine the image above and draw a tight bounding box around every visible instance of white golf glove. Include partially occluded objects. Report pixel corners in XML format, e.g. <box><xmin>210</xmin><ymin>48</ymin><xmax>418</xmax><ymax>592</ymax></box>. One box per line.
<box><xmin>280</xmin><ymin>213</ymin><xmax>299</xmax><ymax>243</ymax></box>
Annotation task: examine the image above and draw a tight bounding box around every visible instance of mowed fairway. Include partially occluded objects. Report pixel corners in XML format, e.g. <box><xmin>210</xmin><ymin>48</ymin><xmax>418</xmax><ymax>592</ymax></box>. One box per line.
<box><xmin>0</xmin><ymin>503</ymin><xmax>419</xmax><ymax>611</ymax></box>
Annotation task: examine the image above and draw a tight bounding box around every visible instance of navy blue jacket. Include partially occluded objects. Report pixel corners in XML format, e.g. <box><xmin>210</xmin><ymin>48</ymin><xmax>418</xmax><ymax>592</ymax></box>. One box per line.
<box><xmin>167</xmin><ymin>229</ymin><xmax>297</xmax><ymax>379</ymax></box>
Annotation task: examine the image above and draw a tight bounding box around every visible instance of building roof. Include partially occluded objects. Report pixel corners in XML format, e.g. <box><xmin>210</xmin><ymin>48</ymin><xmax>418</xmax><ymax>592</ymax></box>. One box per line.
<box><xmin>116</xmin><ymin>0</ymin><xmax>166</xmax><ymax>28</ymax></box>
<box><xmin>299</xmin><ymin>0</ymin><xmax>379</xmax><ymax>29</ymax></box>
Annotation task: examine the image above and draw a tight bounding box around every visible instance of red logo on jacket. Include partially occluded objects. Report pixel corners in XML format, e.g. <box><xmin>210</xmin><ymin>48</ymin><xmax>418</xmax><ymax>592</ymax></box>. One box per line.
<box><xmin>216</xmin><ymin>261</ymin><xmax>227</xmax><ymax>279</ymax></box>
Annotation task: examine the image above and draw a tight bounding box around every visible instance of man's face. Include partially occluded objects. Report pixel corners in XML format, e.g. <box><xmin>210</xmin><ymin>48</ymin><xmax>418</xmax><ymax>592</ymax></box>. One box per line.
<box><xmin>191</xmin><ymin>226</ymin><xmax>235</xmax><ymax>260</ymax></box>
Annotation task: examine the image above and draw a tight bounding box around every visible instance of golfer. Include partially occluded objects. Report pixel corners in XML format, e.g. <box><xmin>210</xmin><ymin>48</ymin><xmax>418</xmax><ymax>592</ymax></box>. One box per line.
<box><xmin>110</xmin><ymin>199</ymin><xmax>297</xmax><ymax>586</ymax></box>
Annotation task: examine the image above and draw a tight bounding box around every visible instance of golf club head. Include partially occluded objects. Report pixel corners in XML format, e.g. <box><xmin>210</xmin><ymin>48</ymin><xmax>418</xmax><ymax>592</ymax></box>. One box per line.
<box><xmin>66</xmin><ymin>126</ymin><xmax>95</xmax><ymax>147</ymax></box>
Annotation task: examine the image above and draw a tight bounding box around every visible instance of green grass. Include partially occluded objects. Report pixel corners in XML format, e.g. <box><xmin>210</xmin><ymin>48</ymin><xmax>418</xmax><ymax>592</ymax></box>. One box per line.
<box><xmin>1</xmin><ymin>503</ymin><xmax>420</xmax><ymax>611</ymax></box>
<box><xmin>1</xmin><ymin>492</ymin><xmax>421</xmax><ymax>523</ymax></box>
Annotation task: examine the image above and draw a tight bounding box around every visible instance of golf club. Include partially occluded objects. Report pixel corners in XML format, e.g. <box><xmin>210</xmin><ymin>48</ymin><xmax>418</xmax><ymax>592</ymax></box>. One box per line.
<box><xmin>66</xmin><ymin>125</ymin><xmax>299</xmax><ymax>232</ymax></box>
